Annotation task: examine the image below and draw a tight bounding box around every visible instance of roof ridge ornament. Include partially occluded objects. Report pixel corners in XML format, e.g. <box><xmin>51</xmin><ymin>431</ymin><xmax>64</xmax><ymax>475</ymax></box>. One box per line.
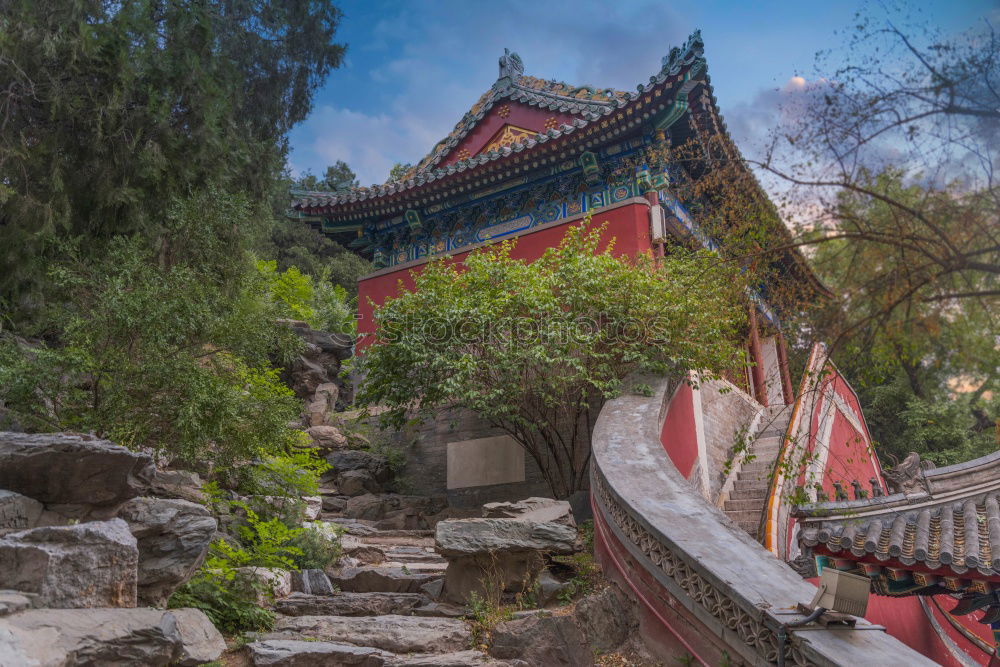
<box><xmin>498</xmin><ymin>48</ymin><xmax>524</xmax><ymax>81</ymax></box>
<box><xmin>661</xmin><ymin>29</ymin><xmax>705</xmax><ymax>74</ymax></box>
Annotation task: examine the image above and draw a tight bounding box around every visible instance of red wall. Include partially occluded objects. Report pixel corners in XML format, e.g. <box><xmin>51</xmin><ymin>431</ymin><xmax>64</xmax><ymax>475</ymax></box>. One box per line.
<box><xmin>659</xmin><ymin>381</ymin><xmax>699</xmax><ymax>479</ymax></box>
<box><xmin>440</xmin><ymin>102</ymin><xmax>579</xmax><ymax>167</ymax></box>
<box><xmin>795</xmin><ymin>367</ymin><xmax>887</xmax><ymax>501</ymax></box>
<box><xmin>357</xmin><ymin>202</ymin><xmax>651</xmax><ymax>337</ymax></box>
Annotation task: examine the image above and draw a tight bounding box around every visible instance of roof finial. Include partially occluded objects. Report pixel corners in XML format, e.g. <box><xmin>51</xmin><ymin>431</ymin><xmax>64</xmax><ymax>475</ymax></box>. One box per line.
<box><xmin>498</xmin><ymin>48</ymin><xmax>524</xmax><ymax>80</ymax></box>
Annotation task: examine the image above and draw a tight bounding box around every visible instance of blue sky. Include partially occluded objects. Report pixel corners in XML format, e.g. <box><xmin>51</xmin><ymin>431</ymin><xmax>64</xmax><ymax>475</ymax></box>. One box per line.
<box><xmin>287</xmin><ymin>0</ymin><xmax>998</xmax><ymax>187</ymax></box>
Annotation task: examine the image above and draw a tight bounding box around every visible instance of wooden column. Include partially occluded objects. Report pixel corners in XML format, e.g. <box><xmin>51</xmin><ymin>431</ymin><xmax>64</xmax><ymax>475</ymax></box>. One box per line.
<box><xmin>776</xmin><ymin>332</ymin><xmax>795</xmax><ymax>405</ymax></box>
<box><xmin>747</xmin><ymin>305</ymin><xmax>768</xmax><ymax>407</ymax></box>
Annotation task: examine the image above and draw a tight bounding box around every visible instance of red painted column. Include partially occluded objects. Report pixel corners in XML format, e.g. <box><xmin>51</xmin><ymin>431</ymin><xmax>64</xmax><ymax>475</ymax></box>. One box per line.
<box><xmin>748</xmin><ymin>305</ymin><xmax>768</xmax><ymax>407</ymax></box>
<box><xmin>776</xmin><ymin>332</ymin><xmax>795</xmax><ymax>405</ymax></box>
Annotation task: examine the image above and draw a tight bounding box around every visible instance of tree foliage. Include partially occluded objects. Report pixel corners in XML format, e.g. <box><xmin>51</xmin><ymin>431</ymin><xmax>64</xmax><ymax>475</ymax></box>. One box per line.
<box><xmin>0</xmin><ymin>190</ymin><xmax>306</xmax><ymax>468</ymax></box>
<box><xmin>293</xmin><ymin>160</ymin><xmax>359</xmax><ymax>192</ymax></box>
<box><xmin>357</xmin><ymin>220</ymin><xmax>747</xmax><ymax>498</ymax></box>
<box><xmin>670</xmin><ymin>7</ymin><xmax>998</xmax><ymax>466</ymax></box>
<box><xmin>387</xmin><ymin>162</ymin><xmax>414</xmax><ymax>183</ymax></box>
<box><xmin>0</xmin><ymin>0</ymin><xmax>346</xmax><ymax>321</ymax></box>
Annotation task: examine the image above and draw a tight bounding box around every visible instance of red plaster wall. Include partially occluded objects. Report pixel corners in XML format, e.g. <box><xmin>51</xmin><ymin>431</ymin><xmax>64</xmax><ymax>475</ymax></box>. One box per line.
<box><xmin>796</xmin><ymin>367</ymin><xmax>887</xmax><ymax>499</ymax></box>
<box><xmin>660</xmin><ymin>382</ymin><xmax>698</xmax><ymax>479</ymax></box>
<box><xmin>440</xmin><ymin>102</ymin><xmax>579</xmax><ymax>167</ymax></box>
<box><xmin>356</xmin><ymin>202</ymin><xmax>651</xmax><ymax>338</ymax></box>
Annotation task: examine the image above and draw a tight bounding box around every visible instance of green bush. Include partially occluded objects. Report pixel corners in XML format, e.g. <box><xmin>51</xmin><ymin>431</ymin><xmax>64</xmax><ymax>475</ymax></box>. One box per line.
<box><xmin>256</xmin><ymin>259</ymin><xmax>356</xmax><ymax>335</ymax></box>
<box><xmin>0</xmin><ymin>190</ymin><xmax>305</xmax><ymax>469</ymax></box>
<box><xmin>288</xmin><ymin>525</ymin><xmax>343</xmax><ymax>570</ymax></box>
<box><xmin>168</xmin><ymin>548</ymin><xmax>274</xmax><ymax>635</ymax></box>
<box><xmin>236</xmin><ymin>446</ymin><xmax>330</xmax><ymax>499</ymax></box>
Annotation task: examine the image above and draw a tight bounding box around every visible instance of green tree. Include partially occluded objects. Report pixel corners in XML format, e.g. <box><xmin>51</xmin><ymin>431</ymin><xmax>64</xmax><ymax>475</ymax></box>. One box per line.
<box><xmin>0</xmin><ymin>190</ymin><xmax>306</xmax><ymax>468</ymax></box>
<box><xmin>0</xmin><ymin>0</ymin><xmax>346</xmax><ymax>323</ymax></box>
<box><xmin>809</xmin><ymin>172</ymin><xmax>998</xmax><ymax>466</ymax></box>
<box><xmin>357</xmin><ymin>220</ymin><xmax>747</xmax><ymax>498</ymax></box>
<box><xmin>294</xmin><ymin>161</ymin><xmax>358</xmax><ymax>192</ymax></box>
<box><xmin>387</xmin><ymin>162</ymin><xmax>413</xmax><ymax>183</ymax></box>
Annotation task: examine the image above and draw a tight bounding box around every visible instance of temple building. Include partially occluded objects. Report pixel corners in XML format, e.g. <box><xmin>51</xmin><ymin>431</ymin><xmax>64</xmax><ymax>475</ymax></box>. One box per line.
<box><xmin>290</xmin><ymin>32</ymin><xmax>996</xmax><ymax>665</ymax></box>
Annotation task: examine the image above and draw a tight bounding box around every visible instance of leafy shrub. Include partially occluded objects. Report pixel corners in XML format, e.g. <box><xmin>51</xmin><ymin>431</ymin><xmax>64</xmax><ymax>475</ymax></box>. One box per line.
<box><xmin>257</xmin><ymin>260</ymin><xmax>356</xmax><ymax>334</ymax></box>
<box><xmin>229</xmin><ymin>508</ymin><xmax>304</xmax><ymax>570</ymax></box>
<box><xmin>288</xmin><ymin>525</ymin><xmax>343</xmax><ymax>570</ymax></box>
<box><xmin>0</xmin><ymin>190</ymin><xmax>305</xmax><ymax>469</ymax></box>
<box><xmin>237</xmin><ymin>445</ymin><xmax>330</xmax><ymax>498</ymax></box>
<box><xmin>168</xmin><ymin>548</ymin><xmax>274</xmax><ymax>635</ymax></box>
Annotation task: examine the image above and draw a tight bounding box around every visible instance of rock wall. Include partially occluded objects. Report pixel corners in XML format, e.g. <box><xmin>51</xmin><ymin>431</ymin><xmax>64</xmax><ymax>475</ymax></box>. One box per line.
<box><xmin>0</xmin><ymin>432</ymin><xmax>225</xmax><ymax>665</ymax></box>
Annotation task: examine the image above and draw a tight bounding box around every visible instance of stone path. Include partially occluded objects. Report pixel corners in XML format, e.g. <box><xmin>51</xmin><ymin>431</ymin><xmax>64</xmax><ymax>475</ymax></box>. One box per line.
<box><xmin>722</xmin><ymin>404</ymin><xmax>791</xmax><ymax>541</ymax></box>
<box><xmin>245</xmin><ymin>495</ymin><xmax>516</xmax><ymax>666</ymax></box>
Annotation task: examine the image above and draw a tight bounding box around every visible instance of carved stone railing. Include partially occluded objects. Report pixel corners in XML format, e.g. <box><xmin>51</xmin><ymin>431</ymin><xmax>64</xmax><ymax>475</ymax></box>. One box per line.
<box><xmin>590</xmin><ymin>374</ymin><xmax>936</xmax><ymax>666</ymax></box>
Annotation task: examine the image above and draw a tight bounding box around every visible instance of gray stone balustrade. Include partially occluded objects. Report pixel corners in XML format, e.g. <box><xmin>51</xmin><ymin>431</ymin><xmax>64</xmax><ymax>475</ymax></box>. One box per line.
<box><xmin>590</xmin><ymin>374</ymin><xmax>935</xmax><ymax>666</ymax></box>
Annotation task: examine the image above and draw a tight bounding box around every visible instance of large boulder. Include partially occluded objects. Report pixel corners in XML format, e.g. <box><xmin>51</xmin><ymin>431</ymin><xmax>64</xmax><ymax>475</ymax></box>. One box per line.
<box><xmin>0</xmin><ymin>490</ymin><xmax>44</xmax><ymax>530</ymax></box>
<box><xmin>488</xmin><ymin>614</ymin><xmax>592</xmax><ymax>666</ymax></box>
<box><xmin>0</xmin><ymin>519</ymin><xmax>138</xmax><ymax>608</ymax></box>
<box><xmin>342</xmin><ymin>493</ymin><xmax>446</xmax><ymax>524</ymax></box>
<box><xmin>306</xmin><ymin>383</ymin><xmax>340</xmax><ymax>427</ymax></box>
<box><xmin>170</xmin><ymin>607</ymin><xmax>227</xmax><ymax>666</ymax></box>
<box><xmin>149</xmin><ymin>469</ymin><xmax>206</xmax><ymax>505</ymax></box>
<box><xmin>336</xmin><ymin>470</ymin><xmax>380</xmax><ymax>497</ymax></box>
<box><xmin>574</xmin><ymin>584</ymin><xmax>638</xmax><ymax>652</ymax></box>
<box><xmin>117</xmin><ymin>497</ymin><xmax>217</xmax><ymax>606</ymax></box>
<box><xmin>328</xmin><ymin>450</ymin><xmax>391</xmax><ymax>482</ymax></box>
<box><xmin>0</xmin><ymin>607</ymin><xmax>221</xmax><ymax>666</ymax></box>
<box><xmin>435</xmin><ymin>516</ymin><xmax>577</xmax><ymax>605</ymax></box>
<box><xmin>482</xmin><ymin>497</ymin><xmax>576</xmax><ymax>528</ymax></box>
<box><xmin>290</xmin><ymin>569</ymin><xmax>335</xmax><ymax>596</ymax></box>
<box><xmin>236</xmin><ymin>567</ymin><xmax>293</xmax><ymax>604</ymax></box>
<box><xmin>280</xmin><ymin>321</ymin><xmax>352</xmax><ymax>400</ymax></box>
<box><xmin>306</xmin><ymin>425</ymin><xmax>347</xmax><ymax>451</ymax></box>
<box><xmin>270</xmin><ymin>614</ymin><xmax>470</xmax><ymax>654</ymax></box>
<box><xmin>435</xmin><ymin>518</ymin><xmax>577</xmax><ymax>557</ymax></box>
<box><xmin>0</xmin><ymin>432</ymin><xmax>154</xmax><ymax>508</ymax></box>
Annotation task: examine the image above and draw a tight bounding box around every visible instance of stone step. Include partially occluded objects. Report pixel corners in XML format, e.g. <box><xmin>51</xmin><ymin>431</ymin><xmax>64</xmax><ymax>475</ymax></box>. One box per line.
<box><xmin>321</xmin><ymin>519</ymin><xmax>436</xmax><ymax>540</ymax></box>
<box><xmin>247</xmin><ymin>639</ymin><xmax>392</xmax><ymax>666</ymax></box>
<box><xmin>382</xmin><ymin>546</ymin><xmax>446</xmax><ymax>563</ymax></box>
<box><xmin>737</xmin><ymin>470</ymin><xmax>772</xmax><ymax>483</ymax></box>
<box><xmin>328</xmin><ymin>565</ymin><xmax>443</xmax><ymax>594</ymax></box>
<box><xmin>724</xmin><ymin>498</ymin><xmax>765</xmax><ymax>512</ymax></box>
<box><xmin>266</xmin><ymin>614</ymin><xmax>471</xmax><ymax>654</ymax></box>
<box><xmin>728</xmin><ymin>487</ymin><xmax>768</xmax><ymax>501</ymax></box>
<box><xmin>381</xmin><ymin>560</ymin><xmax>447</xmax><ymax>572</ymax></box>
<box><xmin>357</xmin><ymin>534</ymin><xmax>437</xmax><ymax>548</ymax></box>
<box><xmin>247</xmin><ymin>641</ymin><xmax>497</xmax><ymax>667</ymax></box>
<box><xmin>725</xmin><ymin>508</ymin><xmax>761</xmax><ymax>523</ymax></box>
<box><xmin>733</xmin><ymin>478</ymin><xmax>770</xmax><ymax>491</ymax></box>
<box><xmin>276</xmin><ymin>591</ymin><xmax>428</xmax><ymax>617</ymax></box>
<box><xmin>740</xmin><ymin>461</ymin><xmax>775</xmax><ymax>474</ymax></box>
<box><xmin>736</xmin><ymin>519</ymin><xmax>761</xmax><ymax>535</ymax></box>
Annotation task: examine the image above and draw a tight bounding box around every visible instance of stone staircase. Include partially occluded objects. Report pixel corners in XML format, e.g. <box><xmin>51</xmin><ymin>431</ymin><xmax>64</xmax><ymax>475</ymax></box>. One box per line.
<box><xmin>244</xmin><ymin>496</ymin><xmax>511</xmax><ymax>666</ymax></box>
<box><xmin>722</xmin><ymin>404</ymin><xmax>791</xmax><ymax>542</ymax></box>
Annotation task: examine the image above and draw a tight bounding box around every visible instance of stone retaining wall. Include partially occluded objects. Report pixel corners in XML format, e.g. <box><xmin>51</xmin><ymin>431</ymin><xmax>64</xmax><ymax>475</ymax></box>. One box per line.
<box><xmin>393</xmin><ymin>406</ymin><xmax>551</xmax><ymax>507</ymax></box>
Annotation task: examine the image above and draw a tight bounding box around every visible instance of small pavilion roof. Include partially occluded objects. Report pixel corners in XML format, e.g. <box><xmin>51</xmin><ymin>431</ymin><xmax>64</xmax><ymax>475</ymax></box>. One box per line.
<box><xmin>795</xmin><ymin>451</ymin><xmax>1000</xmax><ymax>578</ymax></box>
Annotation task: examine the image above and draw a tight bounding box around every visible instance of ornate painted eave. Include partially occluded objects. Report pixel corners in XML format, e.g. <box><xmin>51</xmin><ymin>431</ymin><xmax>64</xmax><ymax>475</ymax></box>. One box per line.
<box><xmin>289</xmin><ymin>31</ymin><xmax>708</xmax><ymax>214</ymax></box>
<box><xmin>795</xmin><ymin>451</ymin><xmax>1000</xmax><ymax>578</ymax></box>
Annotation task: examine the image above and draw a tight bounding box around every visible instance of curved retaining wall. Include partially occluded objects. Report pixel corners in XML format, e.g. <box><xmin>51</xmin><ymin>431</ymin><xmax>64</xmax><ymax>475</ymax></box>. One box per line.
<box><xmin>590</xmin><ymin>374</ymin><xmax>936</xmax><ymax>666</ymax></box>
